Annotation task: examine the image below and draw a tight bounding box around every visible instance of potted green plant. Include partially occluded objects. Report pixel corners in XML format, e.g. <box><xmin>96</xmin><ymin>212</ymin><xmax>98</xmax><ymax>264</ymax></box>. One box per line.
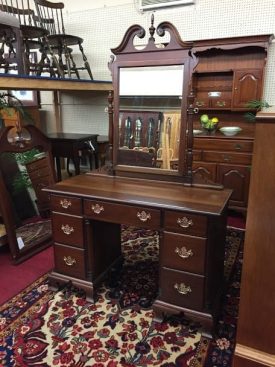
<box><xmin>0</xmin><ymin>92</ymin><xmax>32</xmax><ymax>127</ymax></box>
<box><xmin>245</xmin><ymin>100</ymin><xmax>271</xmax><ymax>121</ymax></box>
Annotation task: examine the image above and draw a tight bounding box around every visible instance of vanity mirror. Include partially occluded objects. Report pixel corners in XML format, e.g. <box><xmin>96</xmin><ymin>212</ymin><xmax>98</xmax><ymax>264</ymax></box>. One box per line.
<box><xmin>108</xmin><ymin>15</ymin><xmax>198</xmax><ymax>182</ymax></box>
<box><xmin>0</xmin><ymin>124</ymin><xmax>56</xmax><ymax>263</ymax></box>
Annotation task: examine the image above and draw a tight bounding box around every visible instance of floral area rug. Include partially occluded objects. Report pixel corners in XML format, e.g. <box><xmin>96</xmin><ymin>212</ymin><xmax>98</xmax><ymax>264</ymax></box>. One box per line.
<box><xmin>0</xmin><ymin>226</ymin><xmax>244</xmax><ymax>367</ymax></box>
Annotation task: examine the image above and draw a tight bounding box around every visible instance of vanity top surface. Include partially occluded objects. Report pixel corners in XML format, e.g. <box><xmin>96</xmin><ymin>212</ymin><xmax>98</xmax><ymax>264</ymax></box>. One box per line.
<box><xmin>45</xmin><ymin>173</ymin><xmax>232</xmax><ymax>215</ymax></box>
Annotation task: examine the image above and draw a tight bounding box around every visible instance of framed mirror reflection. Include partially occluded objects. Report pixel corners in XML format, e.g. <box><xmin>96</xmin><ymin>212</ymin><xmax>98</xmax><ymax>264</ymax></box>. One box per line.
<box><xmin>0</xmin><ymin>125</ymin><xmax>56</xmax><ymax>264</ymax></box>
<box><xmin>108</xmin><ymin>15</ymin><xmax>198</xmax><ymax>182</ymax></box>
<box><xmin>119</xmin><ymin>65</ymin><xmax>183</xmax><ymax>170</ymax></box>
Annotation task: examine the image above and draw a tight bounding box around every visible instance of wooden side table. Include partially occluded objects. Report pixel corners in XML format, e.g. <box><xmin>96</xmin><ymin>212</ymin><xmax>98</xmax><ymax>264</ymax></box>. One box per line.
<box><xmin>47</xmin><ymin>133</ymin><xmax>98</xmax><ymax>181</ymax></box>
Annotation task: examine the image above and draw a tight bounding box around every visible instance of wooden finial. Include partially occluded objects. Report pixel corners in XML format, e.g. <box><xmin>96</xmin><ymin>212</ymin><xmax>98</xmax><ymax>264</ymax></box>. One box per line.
<box><xmin>149</xmin><ymin>13</ymin><xmax>155</xmax><ymax>41</ymax></box>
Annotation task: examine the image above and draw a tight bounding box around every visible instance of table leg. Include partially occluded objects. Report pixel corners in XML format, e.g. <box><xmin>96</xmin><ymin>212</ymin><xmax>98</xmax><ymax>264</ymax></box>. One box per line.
<box><xmin>73</xmin><ymin>156</ymin><xmax>80</xmax><ymax>175</ymax></box>
<box><xmin>55</xmin><ymin>157</ymin><xmax>62</xmax><ymax>181</ymax></box>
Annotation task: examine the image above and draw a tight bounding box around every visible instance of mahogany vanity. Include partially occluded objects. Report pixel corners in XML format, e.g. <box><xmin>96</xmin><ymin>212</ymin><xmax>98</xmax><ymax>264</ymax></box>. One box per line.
<box><xmin>45</xmin><ymin>18</ymin><xmax>272</xmax><ymax>336</ymax></box>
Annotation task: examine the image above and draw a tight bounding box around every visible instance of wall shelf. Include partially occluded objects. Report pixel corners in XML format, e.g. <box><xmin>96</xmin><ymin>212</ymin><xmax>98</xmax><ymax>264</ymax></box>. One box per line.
<box><xmin>0</xmin><ymin>75</ymin><xmax>113</xmax><ymax>92</ymax></box>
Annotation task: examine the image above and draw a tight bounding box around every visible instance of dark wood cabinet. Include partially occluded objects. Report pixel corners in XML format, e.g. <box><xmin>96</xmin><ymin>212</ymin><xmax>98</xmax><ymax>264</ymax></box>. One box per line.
<box><xmin>193</xmin><ymin>36</ymin><xmax>271</xmax><ymax>112</ymax></box>
<box><xmin>193</xmin><ymin>134</ymin><xmax>253</xmax><ymax>212</ymax></box>
<box><xmin>192</xmin><ymin>35</ymin><xmax>273</xmax><ymax>212</ymax></box>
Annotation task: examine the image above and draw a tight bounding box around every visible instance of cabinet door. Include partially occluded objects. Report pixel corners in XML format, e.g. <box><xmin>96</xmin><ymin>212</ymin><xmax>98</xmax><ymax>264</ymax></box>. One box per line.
<box><xmin>192</xmin><ymin>161</ymin><xmax>216</xmax><ymax>184</ymax></box>
<box><xmin>217</xmin><ymin>163</ymin><xmax>251</xmax><ymax>208</ymax></box>
<box><xmin>232</xmin><ymin>69</ymin><xmax>263</xmax><ymax>108</ymax></box>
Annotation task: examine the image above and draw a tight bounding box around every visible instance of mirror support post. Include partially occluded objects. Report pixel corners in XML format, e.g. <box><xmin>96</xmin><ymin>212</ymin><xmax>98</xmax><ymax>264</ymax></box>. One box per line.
<box><xmin>186</xmin><ymin>88</ymin><xmax>197</xmax><ymax>184</ymax></box>
<box><xmin>106</xmin><ymin>90</ymin><xmax>114</xmax><ymax>173</ymax></box>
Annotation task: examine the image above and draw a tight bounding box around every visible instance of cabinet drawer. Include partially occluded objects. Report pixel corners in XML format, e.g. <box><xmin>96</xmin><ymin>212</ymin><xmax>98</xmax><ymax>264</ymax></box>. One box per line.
<box><xmin>84</xmin><ymin>200</ymin><xmax>161</xmax><ymax>229</ymax></box>
<box><xmin>194</xmin><ymin>138</ymin><xmax>253</xmax><ymax>153</ymax></box>
<box><xmin>193</xmin><ymin>149</ymin><xmax>202</xmax><ymax>161</ymax></box>
<box><xmin>28</xmin><ymin>166</ymin><xmax>51</xmax><ymax>180</ymax></box>
<box><xmin>194</xmin><ymin>98</ymin><xmax>210</xmax><ymax>108</ymax></box>
<box><xmin>159</xmin><ymin>267</ymin><xmax>204</xmax><ymax>310</ymax></box>
<box><xmin>25</xmin><ymin>156</ymin><xmax>49</xmax><ymax>172</ymax></box>
<box><xmin>203</xmin><ymin>151</ymin><xmax>252</xmax><ymax>165</ymax></box>
<box><xmin>211</xmin><ymin>98</ymin><xmax>231</xmax><ymax>109</ymax></box>
<box><xmin>52</xmin><ymin>213</ymin><xmax>84</xmax><ymax>247</ymax></box>
<box><xmin>50</xmin><ymin>195</ymin><xmax>82</xmax><ymax>215</ymax></box>
<box><xmin>161</xmin><ymin>232</ymin><xmax>206</xmax><ymax>274</ymax></box>
<box><xmin>164</xmin><ymin>210</ymin><xmax>207</xmax><ymax>237</ymax></box>
<box><xmin>54</xmin><ymin>243</ymin><xmax>86</xmax><ymax>279</ymax></box>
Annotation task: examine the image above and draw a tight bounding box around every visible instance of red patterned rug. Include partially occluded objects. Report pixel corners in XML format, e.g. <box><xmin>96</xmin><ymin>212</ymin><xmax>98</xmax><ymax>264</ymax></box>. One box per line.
<box><xmin>0</xmin><ymin>226</ymin><xmax>244</xmax><ymax>367</ymax></box>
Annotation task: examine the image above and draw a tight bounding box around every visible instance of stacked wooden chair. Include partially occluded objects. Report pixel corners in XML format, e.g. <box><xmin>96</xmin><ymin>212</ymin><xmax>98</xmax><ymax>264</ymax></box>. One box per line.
<box><xmin>0</xmin><ymin>0</ymin><xmax>63</xmax><ymax>77</ymax></box>
<box><xmin>34</xmin><ymin>0</ymin><xmax>93</xmax><ymax>79</ymax></box>
<box><xmin>0</xmin><ymin>0</ymin><xmax>93</xmax><ymax>79</ymax></box>
<box><xmin>0</xmin><ymin>9</ymin><xmax>26</xmax><ymax>74</ymax></box>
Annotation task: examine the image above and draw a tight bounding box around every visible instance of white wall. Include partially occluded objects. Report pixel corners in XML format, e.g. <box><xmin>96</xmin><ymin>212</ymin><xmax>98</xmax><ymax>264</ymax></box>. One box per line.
<box><xmin>62</xmin><ymin>0</ymin><xmax>131</xmax><ymax>12</ymax></box>
<box><xmin>43</xmin><ymin>0</ymin><xmax>275</xmax><ymax>134</ymax></box>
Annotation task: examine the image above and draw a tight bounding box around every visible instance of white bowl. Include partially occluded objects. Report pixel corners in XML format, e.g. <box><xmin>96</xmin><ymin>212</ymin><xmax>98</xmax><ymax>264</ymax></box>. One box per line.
<box><xmin>219</xmin><ymin>126</ymin><xmax>242</xmax><ymax>136</ymax></box>
<box><xmin>193</xmin><ymin>129</ymin><xmax>203</xmax><ymax>135</ymax></box>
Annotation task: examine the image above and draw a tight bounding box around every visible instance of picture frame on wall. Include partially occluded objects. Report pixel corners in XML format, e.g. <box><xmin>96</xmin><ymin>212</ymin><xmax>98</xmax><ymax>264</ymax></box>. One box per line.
<box><xmin>9</xmin><ymin>90</ymin><xmax>40</xmax><ymax>107</ymax></box>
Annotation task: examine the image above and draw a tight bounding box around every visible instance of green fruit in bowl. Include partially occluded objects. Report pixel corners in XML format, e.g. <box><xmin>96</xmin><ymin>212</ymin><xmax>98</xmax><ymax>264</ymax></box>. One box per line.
<box><xmin>200</xmin><ymin>114</ymin><xmax>209</xmax><ymax>123</ymax></box>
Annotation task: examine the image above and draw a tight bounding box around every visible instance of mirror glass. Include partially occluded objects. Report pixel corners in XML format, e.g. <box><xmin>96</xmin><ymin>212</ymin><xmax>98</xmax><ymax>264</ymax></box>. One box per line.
<box><xmin>118</xmin><ymin>65</ymin><xmax>184</xmax><ymax>170</ymax></box>
<box><xmin>0</xmin><ymin>148</ymin><xmax>52</xmax><ymax>252</ymax></box>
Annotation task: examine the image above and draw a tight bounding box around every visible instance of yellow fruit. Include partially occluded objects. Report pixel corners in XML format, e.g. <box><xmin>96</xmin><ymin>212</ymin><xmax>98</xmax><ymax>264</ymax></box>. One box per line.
<box><xmin>212</xmin><ymin>117</ymin><xmax>219</xmax><ymax>124</ymax></box>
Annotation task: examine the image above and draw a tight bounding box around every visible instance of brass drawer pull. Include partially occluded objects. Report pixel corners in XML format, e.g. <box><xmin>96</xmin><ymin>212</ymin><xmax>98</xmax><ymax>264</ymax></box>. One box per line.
<box><xmin>216</xmin><ymin>100</ymin><xmax>226</xmax><ymax>107</ymax></box>
<box><xmin>63</xmin><ymin>256</ymin><xmax>76</xmax><ymax>266</ymax></box>
<box><xmin>174</xmin><ymin>283</ymin><xmax>192</xmax><ymax>295</ymax></box>
<box><xmin>234</xmin><ymin>144</ymin><xmax>242</xmax><ymax>150</ymax></box>
<box><xmin>223</xmin><ymin>154</ymin><xmax>231</xmax><ymax>162</ymax></box>
<box><xmin>61</xmin><ymin>224</ymin><xmax>74</xmax><ymax>235</ymax></box>
<box><xmin>195</xmin><ymin>101</ymin><xmax>205</xmax><ymax>107</ymax></box>
<box><xmin>177</xmin><ymin>217</ymin><xmax>193</xmax><ymax>228</ymax></box>
<box><xmin>60</xmin><ymin>199</ymin><xmax>72</xmax><ymax>209</ymax></box>
<box><xmin>175</xmin><ymin>246</ymin><xmax>193</xmax><ymax>259</ymax></box>
<box><xmin>91</xmin><ymin>204</ymin><xmax>104</xmax><ymax>214</ymax></box>
<box><xmin>137</xmin><ymin>210</ymin><xmax>151</xmax><ymax>222</ymax></box>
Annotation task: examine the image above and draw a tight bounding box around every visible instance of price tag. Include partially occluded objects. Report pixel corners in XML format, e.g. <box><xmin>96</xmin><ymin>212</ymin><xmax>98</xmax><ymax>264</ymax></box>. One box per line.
<box><xmin>17</xmin><ymin>236</ymin><xmax>25</xmax><ymax>249</ymax></box>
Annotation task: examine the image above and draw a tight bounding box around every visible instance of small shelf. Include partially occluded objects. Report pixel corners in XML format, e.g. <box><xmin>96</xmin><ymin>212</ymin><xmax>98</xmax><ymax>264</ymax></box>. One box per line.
<box><xmin>194</xmin><ymin>70</ymin><xmax>233</xmax><ymax>74</ymax></box>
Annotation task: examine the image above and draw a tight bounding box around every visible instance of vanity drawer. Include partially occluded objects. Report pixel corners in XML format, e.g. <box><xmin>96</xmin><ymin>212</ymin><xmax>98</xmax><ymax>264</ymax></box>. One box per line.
<box><xmin>54</xmin><ymin>243</ymin><xmax>86</xmax><ymax>279</ymax></box>
<box><xmin>194</xmin><ymin>138</ymin><xmax>253</xmax><ymax>153</ymax></box>
<box><xmin>203</xmin><ymin>151</ymin><xmax>252</xmax><ymax>165</ymax></box>
<box><xmin>50</xmin><ymin>195</ymin><xmax>82</xmax><ymax>215</ymax></box>
<box><xmin>164</xmin><ymin>210</ymin><xmax>207</xmax><ymax>237</ymax></box>
<box><xmin>83</xmin><ymin>200</ymin><xmax>161</xmax><ymax>229</ymax></box>
<box><xmin>159</xmin><ymin>267</ymin><xmax>204</xmax><ymax>311</ymax></box>
<box><xmin>52</xmin><ymin>212</ymin><xmax>84</xmax><ymax>247</ymax></box>
<box><xmin>161</xmin><ymin>232</ymin><xmax>206</xmax><ymax>274</ymax></box>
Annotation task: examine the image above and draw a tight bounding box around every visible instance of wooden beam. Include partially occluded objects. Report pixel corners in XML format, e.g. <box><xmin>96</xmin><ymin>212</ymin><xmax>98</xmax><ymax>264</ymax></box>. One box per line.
<box><xmin>0</xmin><ymin>76</ymin><xmax>113</xmax><ymax>92</ymax></box>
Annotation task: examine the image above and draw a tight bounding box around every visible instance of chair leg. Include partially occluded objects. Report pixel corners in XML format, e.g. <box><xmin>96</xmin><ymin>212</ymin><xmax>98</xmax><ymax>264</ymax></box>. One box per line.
<box><xmin>42</xmin><ymin>35</ymin><xmax>65</xmax><ymax>78</ymax></box>
<box><xmin>67</xmin><ymin>48</ymin><xmax>80</xmax><ymax>79</ymax></box>
<box><xmin>78</xmin><ymin>41</ymin><xmax>93</xmax><ymax>80</ymax></box>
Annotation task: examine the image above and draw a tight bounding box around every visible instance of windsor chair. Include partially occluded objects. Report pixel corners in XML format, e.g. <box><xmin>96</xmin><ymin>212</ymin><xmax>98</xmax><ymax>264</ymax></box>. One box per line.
<box><xmin>34</xmin><ymin>0</ymin><xmax>93</xmax><ymax>79</ymax></box>
<box><xmin>0</xmin><ymin>0</ymin><xmax>63</xmax><ymax>77</ymax></box>
<box><xmin>0</xmin><ymin>10</ymin><xmax>25</xmax><ymax>74</ymax></box>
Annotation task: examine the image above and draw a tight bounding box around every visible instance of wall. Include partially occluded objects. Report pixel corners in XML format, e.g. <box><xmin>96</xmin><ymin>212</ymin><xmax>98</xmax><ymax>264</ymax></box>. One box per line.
<box><xmin>43</xmin><ymin>0</ymin><xmax>275</xmax><ymax>134</ymax></box>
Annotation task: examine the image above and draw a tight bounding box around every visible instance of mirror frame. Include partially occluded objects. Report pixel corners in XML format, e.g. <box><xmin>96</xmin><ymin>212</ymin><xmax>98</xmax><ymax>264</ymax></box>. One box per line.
<box><xmin>0</xmin><ymin>125</ymin><xmax>56</xmax><ymax>264</ymax></box>
<box><xmin>108</xmin><ymin>16</ymin><xmax>198</xmax><ymax>182</ymax></box>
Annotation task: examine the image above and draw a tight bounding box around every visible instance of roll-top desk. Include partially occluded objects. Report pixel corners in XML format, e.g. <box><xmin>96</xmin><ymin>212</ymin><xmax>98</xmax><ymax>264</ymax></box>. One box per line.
<box><xmin>45</xmin><ymin>173</ymin><xmax>231</xmax><ymax>336</ymax></box>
